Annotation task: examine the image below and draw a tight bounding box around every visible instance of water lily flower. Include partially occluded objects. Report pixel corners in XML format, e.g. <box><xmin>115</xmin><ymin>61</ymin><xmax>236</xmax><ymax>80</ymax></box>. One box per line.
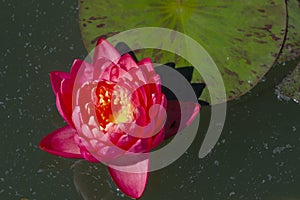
<box><xmin>39</xmin><ymin>38</ymin><xmax>200</xmax><ymax>198</ymax></box>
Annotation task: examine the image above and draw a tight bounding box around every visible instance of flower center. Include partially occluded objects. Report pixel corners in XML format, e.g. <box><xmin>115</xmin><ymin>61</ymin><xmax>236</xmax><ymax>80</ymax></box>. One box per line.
<box><xmin>95</xmin><ymin>81</ymin><xmax>134</xmax><ymax>130</ymax></box>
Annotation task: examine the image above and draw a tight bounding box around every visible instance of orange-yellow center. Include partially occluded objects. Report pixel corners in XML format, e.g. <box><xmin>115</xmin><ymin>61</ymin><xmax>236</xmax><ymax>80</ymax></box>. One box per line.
<box><xmin>95</xmin><ymin>81</ymin><xmax>115</xmax><ymax>129</ymax></box>
<box><xmin>95</xmin><ymin>81</ymin><xmax>134</xmax><ymax>130</ymax></box>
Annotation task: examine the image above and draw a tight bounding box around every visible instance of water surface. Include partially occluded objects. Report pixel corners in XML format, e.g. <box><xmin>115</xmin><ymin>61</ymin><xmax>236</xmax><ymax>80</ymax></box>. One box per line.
<box><xmin>1</xmin><ymin>0</ymin><xmax>299</xmax><ymax>199</ymax></box>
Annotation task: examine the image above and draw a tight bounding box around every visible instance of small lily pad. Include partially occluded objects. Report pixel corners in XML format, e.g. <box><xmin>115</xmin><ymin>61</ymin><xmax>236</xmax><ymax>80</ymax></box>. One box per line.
<box><xmin>277</xmin><ymin>0</ymin><xmax>300</xmax><ymax>62</ymax></box>
<box><xmin>79</xmin><ymin>0</ymin><xmax>286</xmax><ymax>103</ymax></box>
<box><xmin>276</xmin><ymin>61</ymin><xmax>300</xmax><ymax>104</ymax></box>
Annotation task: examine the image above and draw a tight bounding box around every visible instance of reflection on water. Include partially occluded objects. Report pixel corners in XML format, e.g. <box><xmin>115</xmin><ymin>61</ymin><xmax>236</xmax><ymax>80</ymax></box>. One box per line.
<box><xmin>72</xmin><ymin>160</ymin><xmax>126</xmax><ymax>200</ymax></box>
<box><xmin>0</xmin><ymin>0</ymin><xmax>300</xmax><ymax>199</ymax></box>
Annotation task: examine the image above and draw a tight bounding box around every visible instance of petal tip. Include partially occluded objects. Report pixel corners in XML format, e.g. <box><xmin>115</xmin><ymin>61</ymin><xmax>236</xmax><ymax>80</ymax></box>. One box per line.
<box><xmin>107</xmin><ymin>157</ymin><xmax>150</xmax><ymax>198</ymax></box>
<box><xmin>39</xmin><ymin>126</ymin><xmax>83</xmax><ymax>159</ymax></box>
<box><xmin>96</xmin><ymin>37</ymin><xmax>106</xmax><ymax>46</ymax></box>
<box><xmin>49</xmin><ymin>71</ymin><xmax>70</xmax><ymax>94</ymax></box>
<box><xmin>93</xmin><ymin>37</ymin><xmax>121</xmax><ymax>63</ymax></box>
<box><xmin>70</xmin><ymin>59</ymin><xmax>84</xmax><ymax>76</ymax></box>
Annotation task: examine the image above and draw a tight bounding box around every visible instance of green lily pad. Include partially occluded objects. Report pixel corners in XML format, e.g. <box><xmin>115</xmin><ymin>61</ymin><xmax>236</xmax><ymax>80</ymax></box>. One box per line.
<box><xmin>78</xmin><ymin>0</ymin><xmax>286</xmax><ymax>103</ymax></box>
<box><xmin>276</xmin><ymin>61</ymin><xmax>300</xmax><ymax>104</ymax></box>
<box><xmin>277</xmin><ymin>0</ymin><xmax>300</xmax><ymax>62</ymax></box>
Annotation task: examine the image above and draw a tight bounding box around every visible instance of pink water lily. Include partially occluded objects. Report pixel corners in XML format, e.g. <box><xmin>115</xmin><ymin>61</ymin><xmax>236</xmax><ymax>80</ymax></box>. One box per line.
<box><xmin>39</xmin><ymin>38</ymin><xmax>200</xmax><ymax>198</ymax></box>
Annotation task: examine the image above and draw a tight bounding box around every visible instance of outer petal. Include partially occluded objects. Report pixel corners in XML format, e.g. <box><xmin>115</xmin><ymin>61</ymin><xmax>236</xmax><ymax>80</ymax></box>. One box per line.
<box><xmin>108</xmin><ymin>154</ymin><xmax>149</xmax><ymax>199</ymax></box>
<box><xmin>70</xmin><ymin>59</ymin><xmax>83</xmax><ymax>77</ymax></box>
<box><xmin>50</xmin><ymin>71</ymin><xmax>69</xmax><ymax>94</ymax></box>
<box><xmin>56</xmin><ymin>92</ymin><xmax>73</xmax><ymax>127</ymax></box>
<box><xmin>39</xmin><ymin>126</ymin><xmax>82</xmax><ymax>159</ymax></box>
<box><xmin>164</xmin><ymin>100</ymin><xmax>200</xmax><ymax>139</ymax></box>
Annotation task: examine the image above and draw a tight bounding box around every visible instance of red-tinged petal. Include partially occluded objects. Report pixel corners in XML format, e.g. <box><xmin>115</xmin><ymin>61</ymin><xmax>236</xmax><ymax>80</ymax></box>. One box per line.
<box><xmin>135</xmin><ymin>106</ymin><xmax>148</xmax><ymax>126</ymax></box>
<box><xmin>151</xmin><ymin>128</ymin><xmax>165</xmax><ymax>149</ymax></box>
<box><xmin>60</xmin><ymin>79</ymin><xmax>73</xmax><ymax>96</ymax></box>
<box><xmin>164</xmin><ymin>100</ymin><xmax>200</xmax><ymax>139</ymax></box>
<box><xmin>108</xmin><ymin>155</ymin><xmax>149</xmax><ymax>198</ymax></box>
<box><xmin>50</xmin><ymin>71</ymin><xmax>75</xmax><ymax>127</ymax></box>
<box><xmin>70</xmin><ymin>59</ymin><xmax>83</xmax><ymax>77</ymax></box>
<box><xmin>56</xmin><ymin>92</ymin><xmax>73</xmax><ymax>127</ymax></box>
<box><xmin>39</xmin><ymin>126</ymin><xmax>82</xmax><ymax>158</ymax></box>
<box><xmin>50</xmin><ymin>71</ymin><xmax>69</xmax><ymax>94</ymax></box>
<box><xmin>81</xmin><ymin>151</ymin><xmax>99</xmax><ymax>162</ymax></box>
<box><xmin>127</xmin><ymin>139</ymin><xmax>145</xmax><ymax>153</ymax></box>
<box><xmin>116</xmin><ymin>134</ymin><xmax>136</xmax><ymax>151</ymax></box>
<box><xmin>108</xmin><ymin>132</ymin><xmax>122</xmax><ymax>145</ymax></box>
<box><xmin>93</xmin><ymin>38</ymin><xmax>121</xmax><ymax>64</ymax></box>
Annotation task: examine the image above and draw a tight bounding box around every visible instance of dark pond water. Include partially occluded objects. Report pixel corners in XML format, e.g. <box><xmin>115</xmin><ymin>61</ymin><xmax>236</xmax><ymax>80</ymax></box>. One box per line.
<box><xmin>1</xmin><ymin>0</ymin><xmax>300</xmax><ymax>199</ymax></box>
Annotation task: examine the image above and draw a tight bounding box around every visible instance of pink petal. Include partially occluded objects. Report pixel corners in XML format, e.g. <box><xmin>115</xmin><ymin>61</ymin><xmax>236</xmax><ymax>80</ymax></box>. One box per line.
<box><xmin>134</xmin><ymin>59</ymin><xmax>155</xmax><ymax>84</ymax></box>
<box><xmin>93</xmin><ymin>38</ymin><xmax>121</xmax><ymax>64</ymax></box>
<box><xmin>73</xmin><ymin>134</ymin><xmax>100</xmax><ymax>162</ymax></box>
<box><xmin>137</xmin><ymin>58</ymin><xmax>153</xmax><ymax>72</ymax></box>
<box><xmin>99</xmin><ymin>62</ymin><xmax>126</xmax><ymax>82</ymax></box>
<box><xmin>50</xmin><ymin>71</ymin><xmax>69</xmax><ymax>94</ymax></box>
<box><xmin>108</xmin><ymin>155</ymin><xmax>149</xmax><ymax>198</ymax></box>
<box><xmin>39</xmin><ymin>126</ymin><xmax>82</xmax><ymax>159</ymax></box>
<box><xmin>118</xmin><ymin>53</ymin><xmax>138</xmax><ymax>71</ymax></box>
<box><xmin>74</xmin><ymin>60</ymin><xmax>95</xmax><ymax>85</ymax></box>
<box><xmin>164</xmin><ymin>100</ymin><xmax>200</xmax><ymax>139</ymax></box>
<box><xmin>123</xmin><ymin>104</ymin><xmax>166</xmax><ymax>139</ymax></box>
